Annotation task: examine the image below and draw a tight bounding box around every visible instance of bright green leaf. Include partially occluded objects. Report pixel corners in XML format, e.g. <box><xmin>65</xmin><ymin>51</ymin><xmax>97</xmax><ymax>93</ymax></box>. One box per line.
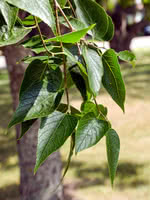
<box><xmin>34</xmin><ymin>111</ymin><xmax>78</xmax><ymax>173</ymax></box>
<box><xmin>82</xmin><ymin>46</ymin><xmax>104</xmax><ymax>96</ymax></box>
<box><xmin>106</xmin><ymin>129</ymin><xmax>120</xmax><ymax>187</ymax></box>
<box><xmin>45</xmin><ymin>24</ymin><xmax>95</xmax><ymax>43</ymax></box>
<box><xmin>21</xmin><ymin>15</ymin><xmax>42</xmax><ymax>26</ymax></box>
<box><xmin>74</xmin><ymin>0</ymin><xmax>109</xmax><ymax>40</ymax></box>
<box><xmin>118</xmin><ymin>50</ymin><xmax>136</xmax><ymax>68</ymax></box>
<box><xmin>57</xmin><ymin>0</ymin><xmax>67</xmax><ymax>8</ymax></box>
<box><xmin>75</xmin><ymin>113</ymin><xmax>108</xmax><ymax>153</ymax></box>
<box><xmin>5</xmin><ymin>0</ymin><xmax>56</xmax><ymax>33</ymax></box>
<box><xmin>81</xmin><ymin>101</ymin><xmax>107</xmax><ymax>118</ymax></box>
<box><xmin>102</xmin><ymin>49</ymin><xmax>126</xmax><ymax>112</ymax></box>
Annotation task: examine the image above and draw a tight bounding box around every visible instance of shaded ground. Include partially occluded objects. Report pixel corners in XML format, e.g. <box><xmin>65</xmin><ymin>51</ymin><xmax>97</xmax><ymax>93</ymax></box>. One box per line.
<box><xmin>0</xmin><ymin>48</ymin><xmax>150</xmax><ymax>200</ymax></box>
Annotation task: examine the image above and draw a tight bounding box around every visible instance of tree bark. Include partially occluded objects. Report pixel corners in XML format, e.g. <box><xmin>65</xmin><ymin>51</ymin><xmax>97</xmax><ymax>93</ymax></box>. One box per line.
<box><xmin>2</xmin><ymin>45</ymin><xmax>64</xmax><ymax>200</ymax></box>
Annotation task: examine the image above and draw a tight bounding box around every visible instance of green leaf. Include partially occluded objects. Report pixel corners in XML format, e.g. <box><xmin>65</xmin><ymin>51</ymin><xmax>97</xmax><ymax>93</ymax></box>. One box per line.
<box><xmin>101</xmin><ymin>16</ymin><xmax>114</xmax><ymax>41</ymax></box>
<box><xmin>5</xmin><ymin>0</ymin><xmax>56</xmax><ymax>33</ymax></box>
<box><xmin>63</xmin><ymin>47</ymin><xmax>87</xmax><ymax>76</ymax></box>
<box><xmin>0</xmin><ymin>0</ymin><xmax>18</xmax><ymax>30</ymax></box>
<box><xmin>0</xmin><ymin>25</ymin><xmax>32</xmax><ymax>47</ymax></box>
<box><xmin>21</xmin><ymin>35</ymin><xmax>45</xmax><ymax>48</ymax></box>
<box><xmin>19</xmin><ymin>60</ymin><xmax>47</xmax><ymax>98</ymax></box>
<box><xmin>102</xmin><ymin>49</ymin><xmax>126</xmax><ymax>112</ymax></box>
<box><xmin>22</xmin><ymin>56</ymin><xmax>53</xmax><ymax>64</ymax></box>
<box><xmin>81</xmin><ymin>101</ymin><xmax>107</xmax><ymax>119</ymax></box>
<box><xmin>118</xmin><ymin>50</ymin><xmax>136</xmax><ymax>67</ymax></box>
<box><xmin>8</xmin><ymin>65</ymin><xmax>63</xmax><ymax>128</ymax></box>
<box><xmin>106</xmin><ymin>129</ymin><xmax>120</xmax><ymax>187</ymax></box>
<box><xmin>82</xmin><ymin>46</ymin><xmax>104</xmax><ymax>96</ymax></box>
<box><xmin>62</xmin><ymin>17</ymin><xmax>86</xmax><ymax>30</ymax></box>
<box><xmin>22</xmin><ymin>15</ymin><xmax>42</xmax><ymax>26</ymax></box>
<box><xmin>45</xmin><ymin>24</ymin><xmax>95</xmax><ymax>44</ymax></box>
<box><xmin>19</xmin><ymin>119</ymin><xmax>37</xmax><ymax>139</ymax></box>
<box><xmin>75</xmin><ymin>113</ymin><xmax>108</xmax><ymax>153</ymax></box>
<box><xmin>69</xmin><ymin>65</ymin><xmax>88</xmax><ymax>101</ymax></box>
<box><xmin>57</xmin><ymin>0</ymin><xmax>67</xmax><ymax>8</ymax></box>
<box><xmin>34</xmin><ymin>111</ymin><xmax>78</xmax><ymax>173</ymax></box>
<box><xmin>74</xmin><ymin>0</ymin><xmax>109</xmax><ymax>40</ymax></box>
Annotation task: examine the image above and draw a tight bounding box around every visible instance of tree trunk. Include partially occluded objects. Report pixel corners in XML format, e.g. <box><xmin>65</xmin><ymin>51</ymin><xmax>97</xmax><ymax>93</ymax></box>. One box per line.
<box><xmin>2</xmin><ymin>45</ymin><xmax>64</xmax><ymax>200</ymax></box>
<box><xmin>109</xmin><ymin>4</ymin><xmax>149</xmax><ymax>52</ymax></box>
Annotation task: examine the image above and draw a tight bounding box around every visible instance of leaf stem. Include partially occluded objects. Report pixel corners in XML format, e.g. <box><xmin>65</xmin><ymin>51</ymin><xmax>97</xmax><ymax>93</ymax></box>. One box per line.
<box><xmin>55</xmin><ymin>0</ymin><xmax>74</xmax><ymax>31</ymax></box>
<box><xmin>93</xmin><ymin>97</ymin><xmax>108</xmax><ymax>121</ymax></box>
<box><xmin>54</xmin><ymin>0</ymin><xmax>70</xmax><ymax>112</ymax></box>
<box><xmin>34</xmin><ymin>16</ymin><xmax>54</xmax><ymax>57</ymax></box>
<box><xmin>67</xmin><ymin>0</ymin><xmax>77</xmax><ymax>18</ymax></box>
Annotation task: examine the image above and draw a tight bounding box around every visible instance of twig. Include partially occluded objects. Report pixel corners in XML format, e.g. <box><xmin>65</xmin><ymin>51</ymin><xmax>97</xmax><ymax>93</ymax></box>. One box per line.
<box><xmin>93</xmin><ymin>97</ymin><xmax>108</xmax><ymax>121</ymax></box>
<box><xmin>67</xmin><ymin>0</ymin><xmax>77</xmax><ymax>18</ymax></box>
<box><xmin>54</xmin><ymin>0</ymin><xmax>70</xmax><ymax>112</ymax></box>
<box><xmin>34</xmin><ymin>17</ymin><xmax>54</xmax><ymax>57</ymax></box>
<box><xmin>55</xmin><ymin>0</ymin><xmax>74</xmax><ymax>31</ymax></box>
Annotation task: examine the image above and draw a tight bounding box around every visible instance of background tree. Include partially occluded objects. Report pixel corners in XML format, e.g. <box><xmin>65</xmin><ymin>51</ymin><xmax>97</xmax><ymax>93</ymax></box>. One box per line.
<box><xmin>97</xmin><ymin>0</ymin><xmax>150</xmax><ymax>51</ymax></box>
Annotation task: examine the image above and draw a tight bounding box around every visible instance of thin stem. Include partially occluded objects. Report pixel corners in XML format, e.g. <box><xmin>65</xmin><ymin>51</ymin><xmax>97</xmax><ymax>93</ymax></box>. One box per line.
<box><xmin>55</xmin><ymin>0</ymin><xmax>74</xmax><ymax>31</ymax></box>
<box><xmin>34</xmin><ymin>16</ymin><xmax>54</xmax><ymax>57</ymax></box>
<box><xmin>67</xmin><ymin>0</ymin><xmax>77</xmax><ymax>18</ymax></box>
<box><xmin>54</xmin><ymin>0</ymin><xmax>70</xmax><ymax>112</ymax></box>
<box><xmin>93</xmin><ymin>97</ymin><xmax>108</xmax><ymax>121</ymax></box>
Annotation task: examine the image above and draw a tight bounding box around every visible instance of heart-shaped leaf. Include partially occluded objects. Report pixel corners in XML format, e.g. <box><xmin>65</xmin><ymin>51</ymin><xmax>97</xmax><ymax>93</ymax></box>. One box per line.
<box><xmin>106</xmin><ymin>129</ymin><xmax>120</xmax><ymax>187</ymax></box>
<box><xmin>34</xmin><ymin>111</ymin><xmax>78</xmax><ymax>173</ymax></box>
<box><xmin>75</xmin><ymin>113</ymin><xmax>108</xmax><ymax>153</ymax></box>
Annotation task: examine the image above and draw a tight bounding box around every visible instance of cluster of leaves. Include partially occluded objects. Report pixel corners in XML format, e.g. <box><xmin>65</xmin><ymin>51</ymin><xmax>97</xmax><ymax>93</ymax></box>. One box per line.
<box><xmin>0</xmin><ymin>0</ymin><xmax>136</xmax><ymax>186</ymax></box>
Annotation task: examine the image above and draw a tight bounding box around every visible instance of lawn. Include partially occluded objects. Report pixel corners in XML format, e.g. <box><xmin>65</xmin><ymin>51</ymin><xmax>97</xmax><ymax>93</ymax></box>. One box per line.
<box><xmin>0</xmin><ymin>48</ymin><xmax>150</xmax><ymax>200</ymax></box>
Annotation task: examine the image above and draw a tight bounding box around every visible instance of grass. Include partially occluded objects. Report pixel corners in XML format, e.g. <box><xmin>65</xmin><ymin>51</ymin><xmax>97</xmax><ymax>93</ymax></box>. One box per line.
<box><xmin>0</xmin><ymin>48</ymin><xmax>150</xmax><ymax>200</ymax></box>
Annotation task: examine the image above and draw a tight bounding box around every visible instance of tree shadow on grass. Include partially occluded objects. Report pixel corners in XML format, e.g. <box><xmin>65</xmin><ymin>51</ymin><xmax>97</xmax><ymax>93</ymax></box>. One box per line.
<box><xmin>121</xmin><ymin>63</ymin><xmax>150</xmax><ymax>99</ymax></box>
<box><xmin>0</xmin><ymin>184</ymin><xmax>20</xmax><ymax>200</ymax></box>
<box><xmin>63</xmin><ymin>160</ymin><xmax>149</xmax><ymax>190</ymax></box>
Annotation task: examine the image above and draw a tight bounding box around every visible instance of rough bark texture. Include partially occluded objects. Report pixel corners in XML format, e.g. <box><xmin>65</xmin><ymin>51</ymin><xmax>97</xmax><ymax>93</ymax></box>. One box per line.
<box><xmin>2</xmin><ymin>45</ymin><xmax>64</xmax><ymax>200</ymax></box>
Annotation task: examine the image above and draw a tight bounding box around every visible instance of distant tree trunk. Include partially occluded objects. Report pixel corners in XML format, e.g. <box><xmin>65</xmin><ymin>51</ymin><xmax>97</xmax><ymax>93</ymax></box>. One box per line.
<box><xmin>2</xmin><ymin>45</ymin><xmax>64</xmax><ymax>200</ymax></box>
<box><xmin>110</xmin><ymin>4</ymin><xmax>148</xmax><ymax>52</ymax></box>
